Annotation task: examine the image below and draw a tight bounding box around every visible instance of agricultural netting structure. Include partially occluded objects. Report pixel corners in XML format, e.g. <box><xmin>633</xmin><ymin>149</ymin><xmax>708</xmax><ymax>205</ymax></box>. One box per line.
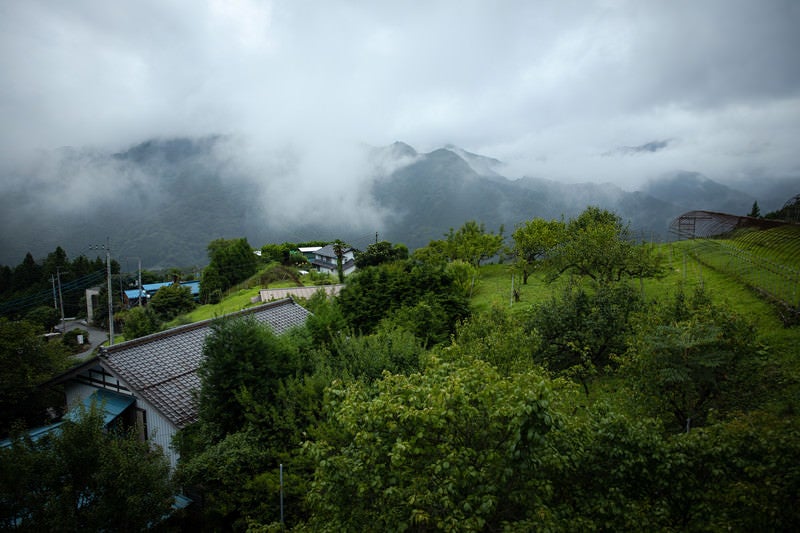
<box><xmin>669</xmin><ymin>211</ymin><xmax>800</xmax><ymax>318</ymax></box>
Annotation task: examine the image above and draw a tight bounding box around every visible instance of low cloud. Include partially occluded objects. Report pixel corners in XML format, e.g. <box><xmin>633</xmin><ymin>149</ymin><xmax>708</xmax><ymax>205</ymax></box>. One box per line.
<box><xmin>1</xmin><ymin>0</ymin><xmax>799</xmax><ymax>233</ymax></box>
<box><xmin>605</xmin><ymin>139</ymin><xmax>672</xmax><ymax>156</ymax></box>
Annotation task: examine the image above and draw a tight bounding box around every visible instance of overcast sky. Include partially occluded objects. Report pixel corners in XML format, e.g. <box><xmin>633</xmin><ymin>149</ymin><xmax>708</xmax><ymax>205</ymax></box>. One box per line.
<box><xmin>1</xmin><ymin>0</ymin><xmax>799</xmax><ymax>188</ymax></box>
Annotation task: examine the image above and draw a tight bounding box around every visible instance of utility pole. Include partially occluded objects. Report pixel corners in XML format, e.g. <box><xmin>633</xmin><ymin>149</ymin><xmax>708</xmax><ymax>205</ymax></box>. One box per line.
<box><xmin>51</xmin><ymin>275</ymin><xmax>58</xmax><ymax>310</ymax></box>
<box><xmin>91</xmin><ymin>239</ymin><xmax>114</xmax><ymax>345</ymax></box>
<box><xmin>106</xmin><ymin>239</ymin><xmax>114</xmax><ymax>345</ymax></box>
<box><xmin>57</xmin><ymin>267</ymin><xmax>66</xmax><ymax>334</ymax></box>
<box><xmin>128</xmin><ymin>257</ymin><xmax>143</xmax><ymax>307</ymax></box>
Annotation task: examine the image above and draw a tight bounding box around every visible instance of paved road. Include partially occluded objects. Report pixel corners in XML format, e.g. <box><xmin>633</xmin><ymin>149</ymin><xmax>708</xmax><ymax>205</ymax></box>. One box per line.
<box><xmin>59</xmin><ymin>319</ymin><xmax>110</xmax><ymax>357</ymax></box>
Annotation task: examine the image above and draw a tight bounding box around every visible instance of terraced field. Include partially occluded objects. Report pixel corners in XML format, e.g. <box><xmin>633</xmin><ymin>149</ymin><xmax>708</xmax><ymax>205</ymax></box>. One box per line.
<box><xmin>672</xmin><ymin>224</ymin><xmax>800</xmax><ymax>314</ymax></box>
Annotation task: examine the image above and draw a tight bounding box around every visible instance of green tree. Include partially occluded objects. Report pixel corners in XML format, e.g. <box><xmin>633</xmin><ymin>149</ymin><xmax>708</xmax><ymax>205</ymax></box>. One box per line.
<box><xmin>444</xmin><ymin>259</ymin><xmax>478</xmax><ymax>298</ymax></box>
<box><xmin>621</xmin><ymin>288</ymin><xmax>759</xmax><ymax>431</ymax></box>
<box><xmin>176</xmin><ymin>429</ymin><xmax>273</xmax><ymax>531</ymax></box>
<box><xmin>675</xmin><ymin>412</ymin><xmax>800</xmax><ymax>530</ymax></box>
<box><xmin>526</xmin><ymin>283</ymin><xmax>642</xmax><ymax>395</ymax></box>
<box><xmin>381</xmin><ymin>298</ymin><xmax>453</xmax><ymax>348</ymax></box>
<box><xmin>90</xmin><ymin>284</ymin><xmax>123</xmax><ymax>331</ymax></box>
<box><xmin>450</xmin><ymin>304</ymin><xmax>540</xmax><ymax>375</ymax></box>
<box><xmin>748</xmin><ymin>200</ymin><xmax>761</xmax><ymax>218</ymax></box>
<box><xmin>302</xmin><ymin>289</ymin><xmax>347</xmax><ymax>346</ymax></box>
<box><xmin>148</xmin><ymin>283</ymin><xmax>195</xmax><ymax>322</ymax></box>
<box><xmin>199</xmin><ymin>263</ymin><xmax>225</xmax><ymax>304</ymax></box>
<box><xmin>179</xmin><ymin>316</ymin><xmax>318</xmax><ymax>529</ymax></box>
<box><xmin>548</xmin><ymin>206</ymin><xmax>664</xmax><ymax>286</ymax></box>
<box><xmin>201</xmin><ymin>237</ymin><xmax>258</xmax><ymax>297</ymax></box>
<box><xmin>542</xmin><ymin>404</ymin><xmax>672</xmax><ymax>530</ymax></box>
<box><xmin>197</xmin><ymin>316</ymin><xmax>301</xmax><ymax>440</ymax></box>
<box><xmin>512</xmin><ymin>217</ymin><xmax>566</xmax><ymax>284</ymax></box>
<box><xmin>24</xmin><ymin>305</ymin><xmax>60</xmax><ymax>332</ymax></box>
<box><xmin>121</xmin><ymin>306</ymin><xmax>160</xmax><ymax>340</ymax></box>
<box><xmin>0</xmin><ymin>318</ymin><xmax>71</xmax><ymax>434</ymax></box>
<box><xmin>337</xmin><ymin>261</ymin><xmax>469</xmax><ymax>339</ymax></box>
<box><xmin>305</xmin><ymin>356</ymin><xmax>563</xmax><ymax>531</ymax></box>
<box><xmin>41</xmin><ymin>246</ymin><xmax>69</xmax><ymax>282</ymax></box>
<box><xmin>12</xmin><ymin>252</ymin><xmax>42</xmax><ymax>292</ymax></box>
<box><xmin>0</xmin><ymin>402</ymin><xmax>173</xmax><ymax>531</ymax></box>
<box><xmin>331</xmin><ymin>239</ymin><xmax>348</xmax><ymax>283</ymax></box>
<box><xmin>354</xmin><ymin>241</ymin><xmax>409</xmax><ymax>268</ymax></box>
<box><xmin>414</xmin><ymin>220</ymin><xmax>504</xmax><ymax>267</ymax></box>
<box><xmin>70</xmin><ymin>254</ymin><xmax>95</xmax><ymax>279</ymax></box>
<box><xmin>319</xmin><ymin>325</ymin><xmax>424</xmax><ymax>381</ymax></box>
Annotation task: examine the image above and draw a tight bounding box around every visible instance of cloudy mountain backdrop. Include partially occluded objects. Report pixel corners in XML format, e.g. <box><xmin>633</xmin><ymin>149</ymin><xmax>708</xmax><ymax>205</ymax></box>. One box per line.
<box><xmin>1</xmin><ymin>137</ymin><xmax>793</xmax><ymax>269</ymax></box>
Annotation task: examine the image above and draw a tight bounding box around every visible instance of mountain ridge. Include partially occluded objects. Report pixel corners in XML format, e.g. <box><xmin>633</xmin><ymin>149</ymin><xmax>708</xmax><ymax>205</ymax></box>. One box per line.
<box><xmin>0</xmin><ymin>137</ymin><xmax>793</xmax><ymax>268</ymax></box>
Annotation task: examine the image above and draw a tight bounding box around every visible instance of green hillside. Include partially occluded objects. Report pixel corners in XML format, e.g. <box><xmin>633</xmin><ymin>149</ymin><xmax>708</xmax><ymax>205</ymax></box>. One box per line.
<box><xmin>670</xmin><ymin>225</ymin><xmax>800</xmax><ymax>318</ymax></box>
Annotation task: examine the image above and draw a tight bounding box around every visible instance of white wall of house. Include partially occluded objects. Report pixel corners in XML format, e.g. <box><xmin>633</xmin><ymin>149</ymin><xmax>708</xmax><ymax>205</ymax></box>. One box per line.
<box><xmin>134</xmin><ymin>396</ymin><xmax>181</xmax><ymax>470</ymax></box>
<box><xmin>64</xmin><ymin>382</ymin><xmax>109</xmax><ymax>409</ymax></box>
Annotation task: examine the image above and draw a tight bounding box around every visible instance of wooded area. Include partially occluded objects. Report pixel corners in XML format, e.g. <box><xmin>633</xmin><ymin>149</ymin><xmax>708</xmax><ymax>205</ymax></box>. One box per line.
<box><xmin>2</xmin><ymin>207</ymin><xmax>799</xmax><ymax>531</ymax></box>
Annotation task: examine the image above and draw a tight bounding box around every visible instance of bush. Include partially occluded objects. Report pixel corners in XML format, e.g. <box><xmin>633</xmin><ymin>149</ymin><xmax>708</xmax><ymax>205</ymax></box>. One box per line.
<box><xmin>62</xmin><ymin>328</ymin><xmax>89</xmax><ymax>351</ymax></box>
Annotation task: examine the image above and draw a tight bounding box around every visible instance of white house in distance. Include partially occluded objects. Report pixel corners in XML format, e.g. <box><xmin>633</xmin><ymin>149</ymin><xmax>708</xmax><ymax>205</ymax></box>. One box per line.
<box><xmin>49</xmin><ymin>298</ymin><xmax>310</xmax><ymax>469</ymax></box>
<box><xmin>309</xmin><ymin>244</ymin><xmax>357</xmax><ymax>277</ymax></box>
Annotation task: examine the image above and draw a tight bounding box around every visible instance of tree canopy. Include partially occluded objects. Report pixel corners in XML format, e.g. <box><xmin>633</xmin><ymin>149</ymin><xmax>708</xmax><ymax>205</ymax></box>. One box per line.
<box><xmin>0</xmin><ymin>318</ymin><xmax>72</xmax><ymax>434</ymax></box>
<box><xmin>336</xmin><ymin>260</ymin><xmax>470</xmax><ymax>344</ymax></box>
<box><xmin>200</xmin><ymin>238</ymin><xmax>258</xmax><ymax>302</ymax></box>
<box><xmin>354</xmin><ymin>240</ymin><xmax>409</xmax><ymax>268</ymax></box>
<box><xmin>548</xmin><ymin>207</ymin><xmax>664</xmax><ymax>285</ymax></box>
<box><xmin>0</xmin><ymin>402</ymin><xmax>174</xmax><ymax>531</ymax></box>
<box><xmin>512</xmin><ymin>217</ymin><xmax>565</xmax><ymax>284</ymax></box>
<box><xmin>414</xmin><ymin>220</ymin><xmax>504</xmax><ymax>267</ymax></box>
<box><xmin>305</xmin><ymin>356</ymin><xmax>564</xmax><ymax>531</ymax></box>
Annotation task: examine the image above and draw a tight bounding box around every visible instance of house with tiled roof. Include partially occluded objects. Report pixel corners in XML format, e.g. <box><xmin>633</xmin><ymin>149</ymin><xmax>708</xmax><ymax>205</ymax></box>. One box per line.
<box><xmin>309</xmin><ymin>244</ymin><xmax>357</xmax><ymax>277</ymax></box>
<box><xmin>51</xmin><ymin>298</ymin><xmax>311</xmax><ymax>469</ymax></box>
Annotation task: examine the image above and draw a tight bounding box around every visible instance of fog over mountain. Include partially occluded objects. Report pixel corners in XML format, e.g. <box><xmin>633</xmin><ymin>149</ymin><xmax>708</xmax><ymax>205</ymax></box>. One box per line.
<box><xmin>0</xmin><ymin>137</ymin><xmax>792</xmax><ymax>269</ymax></box>
<box><xmin>1</xmin><ymin>2</ymin><xmax>798</xmax><ymax>267</ymax></box>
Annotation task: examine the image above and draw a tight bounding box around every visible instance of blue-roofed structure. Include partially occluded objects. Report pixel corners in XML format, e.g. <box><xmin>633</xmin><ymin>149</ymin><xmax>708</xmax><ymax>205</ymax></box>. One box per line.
<box><xmin>123</xmin><ymin>280</ymin><xmax>201</xmax><ymax>306</ymax></box>
<box><xmin>1</xmin><ymin>389</ymin><xmax>135</xmax><ymax>448</ymax></box>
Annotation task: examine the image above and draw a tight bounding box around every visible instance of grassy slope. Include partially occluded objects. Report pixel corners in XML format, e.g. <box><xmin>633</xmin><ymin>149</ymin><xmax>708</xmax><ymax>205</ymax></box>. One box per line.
<box><xmin>170</xmin><ymin>234</ymin><xmax>798</xmax><ymax>383</ymax></box>
<box><xmin>473</xmin><ymin>239</ymin><xmax>800</xmax><ymax>415</ymax></box>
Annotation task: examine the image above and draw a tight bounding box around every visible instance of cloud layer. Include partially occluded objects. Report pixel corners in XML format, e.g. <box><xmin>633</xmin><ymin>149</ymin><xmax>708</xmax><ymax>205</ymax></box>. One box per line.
<box><xmin>1</xmin><ymin>0</ymin><xmax>799</xmax><ymax>189</ymax></box>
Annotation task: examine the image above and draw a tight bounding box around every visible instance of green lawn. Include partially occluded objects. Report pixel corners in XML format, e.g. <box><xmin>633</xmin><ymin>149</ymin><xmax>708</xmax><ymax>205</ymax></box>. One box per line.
<box><xmin>469</xmin><ymin>263</ymin><xmax>569</xmax><ymax>314</ymax></box>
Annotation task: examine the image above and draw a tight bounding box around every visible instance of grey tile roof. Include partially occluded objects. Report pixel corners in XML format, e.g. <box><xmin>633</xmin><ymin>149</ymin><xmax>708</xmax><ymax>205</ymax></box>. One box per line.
<box><xmin>99</xmin><ymin>298</ymin><xmax>310</xmax><ymax>428</ymax></box>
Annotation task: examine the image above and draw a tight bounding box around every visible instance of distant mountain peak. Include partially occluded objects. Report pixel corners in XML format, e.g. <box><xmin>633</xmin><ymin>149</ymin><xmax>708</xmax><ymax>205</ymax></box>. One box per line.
<box><xmin>388</xmin><ymin>141</ymin><xmax>417</xmax><ymax>158</ymax></box>
<box><xmin>642</xmin><ymin>171</ymin><xmax>755</xmax><ymax>214</ymax></box>
<box><xmin>441</xmin><ymin>145</ymin><xmax>504</xmax><ymax>177</ymax></box>
<box><xmin>114</xmin><ymin>135</ymin><xmax>223</xmax><ymax>164</ymax></box>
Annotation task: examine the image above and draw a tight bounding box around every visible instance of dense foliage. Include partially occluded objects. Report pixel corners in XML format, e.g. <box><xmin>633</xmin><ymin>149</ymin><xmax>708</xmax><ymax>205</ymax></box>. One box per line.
<box><xmin>306</xmin><ymin>355</ymin><xmax>563</xmax><ymax>531</ymax></box>
<box><xmin>0</xmin><ymin>318</ymin><xmax>72</xmax><ymax>435</ymax></box>
<box><xmin>0</xmin><ymin>403</ymin><xmax>173</xmax><ymax>531</ymax></box>
<box><xmin>337</xmin><ymin>260</ymin><xmax>470</xmax><ymax>345</ymax></box>
<box><xmin>354</xmin><ymin>240</ymin><xmax>409</xmax><ymax>268</ymax></box>
<box><xmin>527</xmin><ymin>283</ymin><xmax>643</xmax><ymax>395</ymax></box>
<box><xmin>4</xmin><ymin>207</ymin><xmax>799</xmax><ymax>531</ymax></box>
<box><xmin>414</xmin><ymin>220</ymin><xmax>504</xmax><ymax>267</ymax></box>
<box><xmin>0</xmin><ymin>247</ymin><xmax>112</xmax><ymax>319</ymax></box>
<box><xmin>148</xmin><ymin>283</ymin><xmax>196</xmax><ymax>321</ymax></box>
<box><xmin>199</xmin><ymin>238</ymin><xmax>258</xmax><ymax>303</ymax></box>
<box><xmin>169</xmin><ymin>212</ymin><xmax>800</xmax><ymax>530</ymax></box>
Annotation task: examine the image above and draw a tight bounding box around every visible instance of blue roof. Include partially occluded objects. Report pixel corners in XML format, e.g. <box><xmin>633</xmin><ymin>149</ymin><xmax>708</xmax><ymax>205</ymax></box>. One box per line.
<box><xmin>66</xmin><ymin>388</ymin><xmax>135</xmax><ymax>426</ymax></box>
<box><xmin>124</xmin><ymin>281</ymin><xmax>200</xmax><ymax>300</ymax></box>
<box><xmin>0</xmin><ymin>421</ymin><xmax>65</xmax><ymax>448</ymax></box>
<box><xmin>1</xmin><ymin>389</ymin><xmax>134</xmax><ymax>448</ymax></box>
